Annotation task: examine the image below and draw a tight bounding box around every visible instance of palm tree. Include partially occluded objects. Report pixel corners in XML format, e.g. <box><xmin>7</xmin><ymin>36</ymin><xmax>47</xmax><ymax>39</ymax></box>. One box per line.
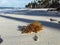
<box><xmin>33</xmin><ymin>1</ymin><xmax>37</xmax><ymax>8</ymax></box>
<box><xmin>50</xmin><ymin>0</ymin><xmax>60</xmax><ymax>8</ymax></box>
<box><xmin>37</xmin><ymin>0</ymin><xmax>42</xmax><ymax>8</ymax></box>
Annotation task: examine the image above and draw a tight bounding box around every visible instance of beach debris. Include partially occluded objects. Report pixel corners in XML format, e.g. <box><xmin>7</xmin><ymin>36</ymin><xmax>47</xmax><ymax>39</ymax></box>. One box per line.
<box><xmin>33</xmin><ymin>35</ymin><xmax>39</xmax><ymax>41</ymax></box>
<box><xmin>58</xmin><ymin>21</ymin><xmax>60</xmax><ymax>23</ymax></box>
<box><xmin>21</xmin><ymin>21</ymin><xmax>43</xmax><ymax>34</ymax></box>
<box><xmin>50</xmin><ymin>18</ymin><xmax>57</xmax><ymax>21</ymax></box>
<box><xmin>0</xmin><ymin>35</ymin><xmax>3</xmax><ymax>44</ymax></box>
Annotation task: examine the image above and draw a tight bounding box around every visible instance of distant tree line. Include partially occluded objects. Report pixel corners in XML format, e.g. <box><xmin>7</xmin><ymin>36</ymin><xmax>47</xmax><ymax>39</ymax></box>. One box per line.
<box><xmin>25</xmin><ymin>0</ymin><xmax>60</xmax><ymax>8</ymax></box>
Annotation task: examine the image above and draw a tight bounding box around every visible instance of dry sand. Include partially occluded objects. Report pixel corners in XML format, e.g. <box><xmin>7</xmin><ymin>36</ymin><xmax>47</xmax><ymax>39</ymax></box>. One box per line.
<box><xmin>0</xmin><ymin>9</ymin><xmax>60</xmax><ymax>45</ymax></box>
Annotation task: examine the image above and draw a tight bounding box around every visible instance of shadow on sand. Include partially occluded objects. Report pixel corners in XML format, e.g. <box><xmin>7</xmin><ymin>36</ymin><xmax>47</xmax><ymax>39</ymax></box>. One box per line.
<box><xmin>17</xmin><ymin>26</ymin><xmax>26</xmax><ymax>32</ymax></box>
<box><xmin>0</xmin><ymin>15</ymin><xmax>60</xmax><ymax>30</ymax></box>
<box><xmin>0</xmin><ymin>36</ymin><xmax>3</xmax><ymax>44</ymax></box>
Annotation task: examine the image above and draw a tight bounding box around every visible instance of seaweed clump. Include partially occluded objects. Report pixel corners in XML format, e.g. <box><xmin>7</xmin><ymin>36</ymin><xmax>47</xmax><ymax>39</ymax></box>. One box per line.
<box><xmin>21</xmin><ymin>21</ymin><xmax>43</xmax><ymax>34</ymax></box>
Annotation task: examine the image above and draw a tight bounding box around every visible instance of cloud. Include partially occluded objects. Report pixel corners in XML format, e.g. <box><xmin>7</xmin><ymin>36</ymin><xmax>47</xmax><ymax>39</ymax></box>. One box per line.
<box><xmin>0</xmin><ymin>0</ymin><xmax>20</xmax><ymax>7</ymax></box>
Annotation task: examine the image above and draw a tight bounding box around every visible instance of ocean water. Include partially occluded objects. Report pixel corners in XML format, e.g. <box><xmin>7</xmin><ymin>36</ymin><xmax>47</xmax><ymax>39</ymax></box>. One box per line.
<box><xmin>0</xmin><ymin>8</ymin><xmax>27</xmax><ymax>13</ymax></box>
<box><xmin>0</xmin><ymin>8</ymin><xmax>60</xmax><ymax>16</ymax></box>
<box><xmin>0</xmin><ymin>9</ymin><xmax>16</xmax><ymax>13</ymax></box>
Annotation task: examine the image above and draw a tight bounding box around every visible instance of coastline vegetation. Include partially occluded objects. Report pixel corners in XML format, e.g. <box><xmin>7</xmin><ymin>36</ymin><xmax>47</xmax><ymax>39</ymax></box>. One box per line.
<box><xmin>25</xmin><ymin>0</ymin><xmax>60</xmax><ymax>11</ymax></box>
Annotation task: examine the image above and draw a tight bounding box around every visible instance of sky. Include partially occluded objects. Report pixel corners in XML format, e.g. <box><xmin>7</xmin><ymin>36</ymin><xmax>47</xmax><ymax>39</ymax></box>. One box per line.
<box><xmin>0</xmin><ymin>0</ymin><xmax>34</xmax><ymax>8</ymax></box>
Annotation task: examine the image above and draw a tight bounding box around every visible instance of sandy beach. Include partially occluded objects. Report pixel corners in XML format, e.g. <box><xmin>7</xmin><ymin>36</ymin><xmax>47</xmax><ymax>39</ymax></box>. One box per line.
<box><xmin>0</xmin><ymin>9</ymin><xmax>60</xmax><ymax>45</ymax></box>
